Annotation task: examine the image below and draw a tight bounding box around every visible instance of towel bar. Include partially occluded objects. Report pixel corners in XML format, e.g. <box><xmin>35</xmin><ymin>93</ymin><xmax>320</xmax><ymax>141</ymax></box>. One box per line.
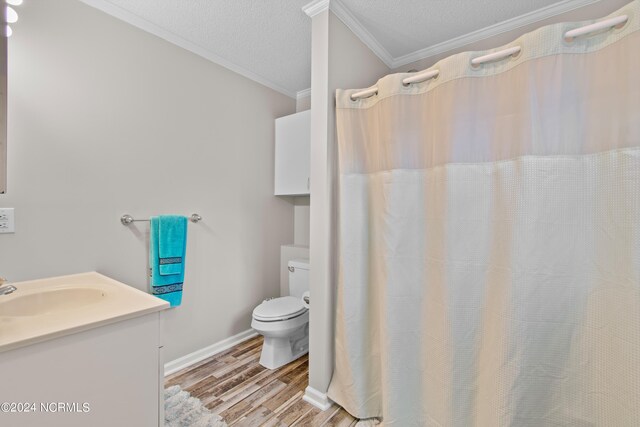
<box><xmin>121</xmin><ymin>213</ymin><xmax>202</xmax><ymax>225</ymax></box>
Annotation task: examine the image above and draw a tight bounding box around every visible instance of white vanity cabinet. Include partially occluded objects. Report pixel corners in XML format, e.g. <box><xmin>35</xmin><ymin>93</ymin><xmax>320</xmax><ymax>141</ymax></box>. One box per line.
<box><xmin>0</xmin><ymin>273</ymin><xmax>168</xmax><ymax>427</ymax></box>
<box><xmin>0</xmin><ymin>312</ymin><xmax>164</xmax><ymax>427</ymax></box>
<box><xmin>274</xmin><ymin>110</ymin><xmax>310</xmax><ymax>196</ymax></box>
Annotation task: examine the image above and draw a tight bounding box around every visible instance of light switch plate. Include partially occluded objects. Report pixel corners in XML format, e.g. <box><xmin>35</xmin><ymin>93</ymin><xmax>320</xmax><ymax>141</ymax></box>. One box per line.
<box><xmin>0</xmin><ymin>208</ymin><xmax>15</xmax><ymax>233</ymax></box>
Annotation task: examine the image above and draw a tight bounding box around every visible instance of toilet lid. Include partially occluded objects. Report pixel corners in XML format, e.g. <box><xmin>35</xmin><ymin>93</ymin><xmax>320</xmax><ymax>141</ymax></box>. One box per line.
<box><xmin>253</xmin><ymin>296</ymin><xmax>307</xmax><ymax>321</ymax></box>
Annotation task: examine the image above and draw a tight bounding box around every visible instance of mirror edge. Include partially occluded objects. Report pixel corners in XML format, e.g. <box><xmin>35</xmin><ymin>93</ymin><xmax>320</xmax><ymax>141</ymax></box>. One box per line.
<box><xmin>0</xmin><ymin>30</ymin><xmax>6</xmax><ymax>194</ymax></box>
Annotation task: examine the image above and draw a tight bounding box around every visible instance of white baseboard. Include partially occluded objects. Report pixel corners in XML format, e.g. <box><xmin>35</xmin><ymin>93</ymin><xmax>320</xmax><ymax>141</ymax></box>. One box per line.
<box><xmin>164</xmin><ymin>329</ymin><xmax>258</xmax><ymax>376</ymax></box>
<box><xmin>303</xmin><ymin>386</ymin><xmax>333</xmax><ymax>411</ymax></box>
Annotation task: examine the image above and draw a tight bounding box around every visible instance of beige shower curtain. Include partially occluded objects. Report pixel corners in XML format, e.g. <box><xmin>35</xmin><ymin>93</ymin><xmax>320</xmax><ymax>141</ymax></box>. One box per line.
<box><xmin>327</xmin><ymin>1</ymin><xmax>640</xmax><ymax>425</ymax></box>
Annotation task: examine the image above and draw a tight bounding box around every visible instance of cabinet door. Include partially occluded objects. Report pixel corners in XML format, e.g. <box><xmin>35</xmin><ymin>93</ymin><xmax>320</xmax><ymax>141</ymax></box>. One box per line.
<box><xmin>274</xmin><ymin>110</ymin><xmax>310</xmax><ymax>196</ymax></box>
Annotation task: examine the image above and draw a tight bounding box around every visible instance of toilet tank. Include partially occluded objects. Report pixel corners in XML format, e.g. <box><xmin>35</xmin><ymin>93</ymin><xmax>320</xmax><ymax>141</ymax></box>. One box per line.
<box><xmin>288</xmin><ymin>259</ymin><xmax>309</xmax><ymax>298</ymax></box>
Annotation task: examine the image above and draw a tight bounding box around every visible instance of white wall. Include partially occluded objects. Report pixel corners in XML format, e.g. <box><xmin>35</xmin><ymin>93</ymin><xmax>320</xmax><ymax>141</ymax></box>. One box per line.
<box><xmin>293</xmin><ymin>198</ymin><xmax>310</xmax><ymax>247</ymax></box>
<box><xmin>0</xmin><ymin>0</ymin><xmax>296</xmax><ymax>362</ymax></box>
<box><xmin>307</xmin><ymin>8</ymin><xmax>390</xmax><ymax>399</ymax></box>
<box><xmin>296</xmin><ymin>94</ymin><xmax>311</xmax><ymax>113</ymax></box>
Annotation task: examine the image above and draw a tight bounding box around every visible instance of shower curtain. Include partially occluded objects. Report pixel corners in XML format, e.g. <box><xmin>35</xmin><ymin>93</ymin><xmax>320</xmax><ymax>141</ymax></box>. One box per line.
<box><xmin>327</xmin><ymin>1</ymin><xmax>640</xmax><ymax>425</ymax></box>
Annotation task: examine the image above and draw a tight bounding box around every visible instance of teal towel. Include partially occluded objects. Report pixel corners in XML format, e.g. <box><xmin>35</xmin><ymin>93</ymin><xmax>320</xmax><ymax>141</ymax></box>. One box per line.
<box><xmin>158</xmin><ymin>215</ymin><xmax>187</xmax><ymax>276</ymax></box>
<box><xmin>150</xmin><ymin>215</ymin><xmax>187</xmax><ymax>307</ymax></box>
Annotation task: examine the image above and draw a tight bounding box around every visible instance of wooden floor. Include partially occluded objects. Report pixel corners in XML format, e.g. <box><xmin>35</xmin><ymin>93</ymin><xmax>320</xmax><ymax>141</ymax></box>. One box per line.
<box><xmin>165</xmin><ymin>335</ymin><xmax>358</xmax><ymax>426</ymax></box>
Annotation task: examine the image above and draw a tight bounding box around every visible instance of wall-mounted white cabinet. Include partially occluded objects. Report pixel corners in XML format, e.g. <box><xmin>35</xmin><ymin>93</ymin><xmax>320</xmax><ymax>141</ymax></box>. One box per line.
<box><xmin>274</xmin><ymin>110</ymin><xmax>310</xmax><ymax>196</ymax></box>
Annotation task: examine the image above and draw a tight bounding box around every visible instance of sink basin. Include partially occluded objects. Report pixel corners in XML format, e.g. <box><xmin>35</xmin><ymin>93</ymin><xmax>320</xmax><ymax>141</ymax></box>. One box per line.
<box><xmin>0</xmin><ymin>272</ymin><xmax>169</xmax><ymax>353</ymax></box>
<box><xmin>0</xmin><ymin>287</ymin><xmax>107</xmax><ymax>317</ymax></box>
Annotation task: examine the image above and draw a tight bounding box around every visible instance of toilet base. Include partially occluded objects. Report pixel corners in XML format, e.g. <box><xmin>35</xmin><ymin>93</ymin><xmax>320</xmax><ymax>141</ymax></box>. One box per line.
<box><xmin>258</xmin><ymin>325</ymin><xmax>309</xmax><ymax>370</ymax></box>
<box><xmin>259</xmin><ymin>338</ymin><xmax>308</xmax><ymax>370</ymax></box>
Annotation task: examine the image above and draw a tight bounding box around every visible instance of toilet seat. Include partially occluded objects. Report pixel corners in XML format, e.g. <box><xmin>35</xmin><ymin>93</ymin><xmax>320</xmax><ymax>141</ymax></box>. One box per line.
<box><xmin>252</xmin><ymin>296</ymin><xmax>307</xmax><ymax>322</ymax></box>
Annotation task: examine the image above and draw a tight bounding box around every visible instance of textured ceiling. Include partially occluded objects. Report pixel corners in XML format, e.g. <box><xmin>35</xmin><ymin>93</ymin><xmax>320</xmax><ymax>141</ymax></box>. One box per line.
<box><xmin>82</xmin><ymin>0</ymin><xmax>608</xmax><ymax>97</ymax></box>
<box><xmin>84</xmin><ymin>0</ymin><xmax>313</xmax><ymax>96</ymax></box>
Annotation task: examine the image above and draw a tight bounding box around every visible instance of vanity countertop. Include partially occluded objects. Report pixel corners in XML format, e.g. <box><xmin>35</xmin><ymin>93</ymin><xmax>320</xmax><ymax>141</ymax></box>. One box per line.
<box><xmin>0</xmin><ymin>272</ymin><xmax>169</xmax><ymax>353</ymax></box>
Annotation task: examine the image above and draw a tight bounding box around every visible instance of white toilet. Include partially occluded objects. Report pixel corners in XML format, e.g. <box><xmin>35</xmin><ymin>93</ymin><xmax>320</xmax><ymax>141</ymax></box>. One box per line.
<box><xmin>252</xmin><ymin>259</ymin><xmax>310</xmax><ymax>370</ymax></box>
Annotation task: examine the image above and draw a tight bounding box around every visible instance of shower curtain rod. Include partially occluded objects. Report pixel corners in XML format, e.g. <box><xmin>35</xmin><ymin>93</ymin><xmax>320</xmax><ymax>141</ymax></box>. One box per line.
<box><xmin>349</xmin><ymin>14</ymin><xmax>628</xmax><ymax>101</ymax></box>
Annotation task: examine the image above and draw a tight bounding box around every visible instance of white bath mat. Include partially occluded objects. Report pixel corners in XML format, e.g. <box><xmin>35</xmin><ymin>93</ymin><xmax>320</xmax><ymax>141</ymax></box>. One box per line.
<box><xmin>164</xmin><ymin>385</ymin><xmax>227</xmax><ymax>427</ymax></box>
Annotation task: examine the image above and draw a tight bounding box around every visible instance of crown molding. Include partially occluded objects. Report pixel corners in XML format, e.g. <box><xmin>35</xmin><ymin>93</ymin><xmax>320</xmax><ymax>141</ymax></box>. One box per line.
<box><xmin>391</xmin><ymin>0</ymin><xmax>601</xmax><ymax>68</ymax></box>
<box><xmin>296</xmin><ymin>88</ymin><xmax>311</xmax><ymax>99</ymax></box>
<box><xmin>302</xmin><ymin>0</ymin><xmax>330</xmax><ymax>18</ymax></box>
<box><xmin>80</xmin><ymin>0</ymin><xmax>297</xmax><ymax>99</ymax></box>
<box><xmin>328</xmin><ymin>0</ymin><xmax>394</xmax><ymax>67</ymax></box>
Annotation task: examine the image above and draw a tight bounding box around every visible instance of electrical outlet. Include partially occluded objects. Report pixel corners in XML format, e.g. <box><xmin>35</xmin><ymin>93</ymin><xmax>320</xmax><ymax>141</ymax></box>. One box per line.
<box><xmin>0</xmin><ymin>208</ymin><xmax>15</xmax><ymax>234</ymax></box>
